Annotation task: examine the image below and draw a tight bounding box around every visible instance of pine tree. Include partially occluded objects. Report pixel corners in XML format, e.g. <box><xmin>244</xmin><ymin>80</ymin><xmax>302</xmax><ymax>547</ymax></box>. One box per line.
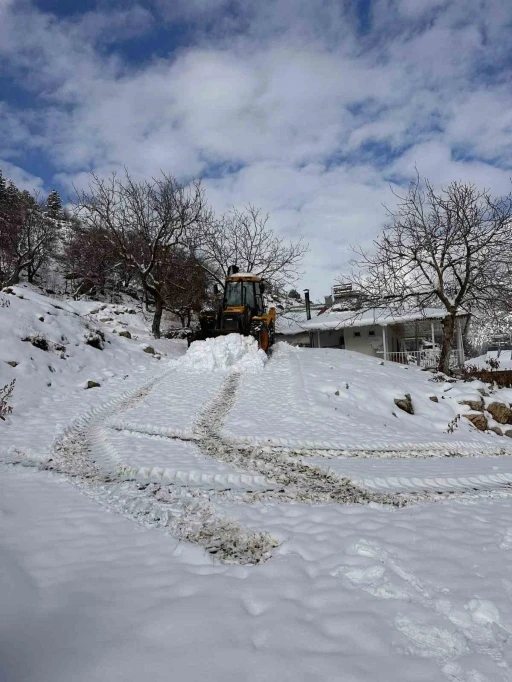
<box><xmin>5</xmin><ymin>181</ymin><xmax>19</xmax><ymax>208</ymax></box>
<box><xmin>0</xmin><ymin>171</ymin><xmax>6</xmax><ymax>203</ymax></box>
<box><xmin>46</xmin><ymin>189</ymin><xmax>62</xmax><ymax>218</ymax></box>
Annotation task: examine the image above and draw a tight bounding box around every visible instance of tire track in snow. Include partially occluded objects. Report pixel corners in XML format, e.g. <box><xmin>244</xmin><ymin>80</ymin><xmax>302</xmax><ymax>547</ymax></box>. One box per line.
<box><xmin>193</xmin><ymin>373</ymin><xmax>407</xmax><ymax>507</ymax></box>
<box><xmin>10</xmin><ymin>364</ymin><xmax>278</xmax><ymax>564</ymax></box>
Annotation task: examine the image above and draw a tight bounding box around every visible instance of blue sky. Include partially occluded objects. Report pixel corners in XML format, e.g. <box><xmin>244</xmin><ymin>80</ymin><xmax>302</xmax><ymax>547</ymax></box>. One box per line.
<box><xmin>1</xmin><ymin>0</ymin><xmax>512</xmax><ymax>296</ymax></box>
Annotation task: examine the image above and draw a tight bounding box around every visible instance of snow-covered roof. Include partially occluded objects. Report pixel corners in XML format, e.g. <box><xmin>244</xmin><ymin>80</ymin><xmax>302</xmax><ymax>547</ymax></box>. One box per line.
<box><xmin>277</xmin><ymin>306</ymin><xmax>466</xmax><ymax>335</ymax></box>
<box><xmin>276</xmin><ymin>305</ymin><xmax>326</xmax><ymax>335</ymax></box>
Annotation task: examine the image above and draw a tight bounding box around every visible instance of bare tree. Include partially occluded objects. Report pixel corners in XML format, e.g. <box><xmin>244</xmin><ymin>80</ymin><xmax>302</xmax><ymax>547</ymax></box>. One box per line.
<box><xmin>160</xmin><ymin>249</ymin><xmax>210</xmax><ymax>328</ymax></box>
<box><xmin>60</xmin><ymin>219</ymin><xmax>127</xmax><ymax>298</ymax></box>
<box><xmin>200</xmin><ymin>205</ymin><xmax>308</xmax><ymax>292</ymax></box>
<box><xmin>0</xmin><ymin>180</ymin><xmax>59</xmax><ymax>287</ymax></box>
<box><xmin>349</xmin><ymin>175</ymin><xmax>512</xmax><ymax>374</ymax></box>
<box><xmin>74</xmin><ymin>171</ymin><xmax>210</xmax><ymax>337</ymax></box>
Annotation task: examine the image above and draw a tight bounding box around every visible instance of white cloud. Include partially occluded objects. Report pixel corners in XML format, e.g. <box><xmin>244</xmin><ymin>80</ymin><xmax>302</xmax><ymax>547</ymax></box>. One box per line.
<box><xmin>0</xmin><ymin>159</ymin><xmax>45</xmax><ymax>193</ymax></box>
<box><xmin>1</xmin><ymin>0</ymin><xmax>512</xmax><ymax>296</ymax></box>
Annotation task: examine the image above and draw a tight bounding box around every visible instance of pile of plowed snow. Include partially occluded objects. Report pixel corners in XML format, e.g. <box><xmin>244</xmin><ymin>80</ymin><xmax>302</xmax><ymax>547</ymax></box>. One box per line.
<box><xmin>182</xmin><ymin>334</ymin><xmax>267</xmax><ymax>373</ymax></box>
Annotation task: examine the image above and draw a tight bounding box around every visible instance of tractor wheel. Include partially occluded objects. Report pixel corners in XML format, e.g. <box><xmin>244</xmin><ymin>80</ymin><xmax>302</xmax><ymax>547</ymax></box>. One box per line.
<box><xmin>258</xmin><ymin>323</ymin><xmax>270</xmax><ymax>353</ymax></box>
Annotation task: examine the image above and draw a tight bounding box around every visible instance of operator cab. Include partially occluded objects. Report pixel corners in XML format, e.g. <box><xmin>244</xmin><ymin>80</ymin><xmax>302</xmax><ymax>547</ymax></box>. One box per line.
<box><xmin>223</xmin><ymin>276</ymin><xmax>266</xmax><ymax>316</ymax></box>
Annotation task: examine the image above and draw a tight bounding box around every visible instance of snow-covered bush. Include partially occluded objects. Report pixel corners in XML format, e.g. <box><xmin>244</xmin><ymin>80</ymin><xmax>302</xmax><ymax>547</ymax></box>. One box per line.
<box><xmin>0</xmin><ymin>379</ymin><xmax>15</xmax><ymax>420</ymax></box>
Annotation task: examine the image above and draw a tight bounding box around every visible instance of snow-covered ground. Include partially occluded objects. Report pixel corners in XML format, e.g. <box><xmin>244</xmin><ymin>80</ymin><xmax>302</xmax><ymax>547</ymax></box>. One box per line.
<box><xmin>2</xmin><ymin>286</ymin><xmax>512</xmax><ymax>681</ymax></box>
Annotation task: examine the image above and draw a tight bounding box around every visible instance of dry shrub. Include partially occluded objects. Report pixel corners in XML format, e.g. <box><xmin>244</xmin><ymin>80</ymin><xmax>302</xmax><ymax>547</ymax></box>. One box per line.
<box><xmin>0</xmin><ymin>379</ymin><xmax>15</xmax><ymax>420</ymax></box>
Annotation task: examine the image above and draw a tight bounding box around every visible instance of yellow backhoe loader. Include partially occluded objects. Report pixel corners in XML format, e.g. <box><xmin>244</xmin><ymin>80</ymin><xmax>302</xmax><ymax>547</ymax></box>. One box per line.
<box><xmin>191</xmin><ymin>266</ymin><xmax>276</xmax><ymax>352</ymax></box>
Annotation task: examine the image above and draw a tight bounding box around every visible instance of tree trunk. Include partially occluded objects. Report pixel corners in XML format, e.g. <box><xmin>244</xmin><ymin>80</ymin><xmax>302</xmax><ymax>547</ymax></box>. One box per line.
<box><xmin>439</xmin><ymin>312</ymin><xmax>457</xmax><ymax>374</ymax></box>
<box><xmin>152</xmin><ymin>297</ymin><xmax>163</xmax><ymax>338</ymax></box>
<box><xmin>5</xmin><ymin>267</ymin><xmax>22</xmax><ymax>287</ymax></box>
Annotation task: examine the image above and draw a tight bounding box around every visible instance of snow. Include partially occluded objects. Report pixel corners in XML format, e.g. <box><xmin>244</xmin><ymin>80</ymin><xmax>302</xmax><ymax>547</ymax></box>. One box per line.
<box><xmin>223</xmin><ymin>343</ymin><xmax>512</xmax><ymax>451</ymax></box>
<box><xmin>2</xmin><ymin>286</ymin><xmax>512</xmax><ymax>681</ymax></box>
<box><xmin>0</xmin><ymin>284</ymin><xmax>186</xmax><ymax>457</ymax></box>
<box><xmin>2</xmin><ymin>467</ymin><xmax>512</xmax><ymax>681</ymax></box>
<box><xmin>305</xmin><ymin>306</ymin><xmax>460</xmax><ymax>331</ymax></box>
<box><xmin>180</xmin><ymin>333</ymin><xmax>267</xmax><ymax>373</ymax></box>
<box><xmin>469</xmin><ymin>353</ymin><xmax>512</xmax><ymax>370</ymax></box>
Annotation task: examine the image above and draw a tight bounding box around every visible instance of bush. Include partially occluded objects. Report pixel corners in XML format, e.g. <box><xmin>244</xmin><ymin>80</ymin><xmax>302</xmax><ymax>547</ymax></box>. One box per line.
<box><xmin>164</xmin><ymin>327</ymin><xmax>192</xmax><ymax>340</ymax></box>
<box><xmin>459</xmin><ymin>359</ymin><xmax>512</xmax><ymax>388</ymax></box>
<box><xmin>0</xmin><ymin>379</ymin><xmax>15</xmax><ymax>420</ymax></box>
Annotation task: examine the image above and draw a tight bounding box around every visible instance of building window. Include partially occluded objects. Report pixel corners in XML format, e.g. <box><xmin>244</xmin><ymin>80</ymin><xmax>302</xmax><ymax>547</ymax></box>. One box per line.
<box><xmin>369</xmin><ymin>330</ymin><xmax>375</xmax><ymax>336</ymax></box>
<box><xmin>354</xmin><ymin>331</ymin><xmax>361</xmax><ymax>337</ymax></box>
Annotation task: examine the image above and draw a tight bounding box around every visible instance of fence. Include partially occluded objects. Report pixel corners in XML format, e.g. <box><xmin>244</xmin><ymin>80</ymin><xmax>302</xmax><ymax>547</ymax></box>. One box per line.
<box><xmin>378</xmin><ymin>349</ymin><xmax>460</xmax><ymax>369</ymax></box>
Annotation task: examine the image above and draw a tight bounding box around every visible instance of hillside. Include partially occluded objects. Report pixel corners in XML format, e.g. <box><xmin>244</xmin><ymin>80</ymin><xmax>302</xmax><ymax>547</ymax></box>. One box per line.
<box><xmin>2</xmin><ymin>287</ymin><xmax>512</xmax><ymax>682</ymax></box>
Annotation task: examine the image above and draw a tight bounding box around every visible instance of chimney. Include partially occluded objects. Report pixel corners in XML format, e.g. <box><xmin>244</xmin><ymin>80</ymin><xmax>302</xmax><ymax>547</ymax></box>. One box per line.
<box><xmin>304</xmin><ymin>289</ymin><xmax>311</xmax><ymax>320</ymax></box>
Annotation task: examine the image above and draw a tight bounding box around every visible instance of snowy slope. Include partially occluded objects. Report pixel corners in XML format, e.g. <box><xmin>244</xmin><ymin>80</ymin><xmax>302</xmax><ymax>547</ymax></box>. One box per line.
<box><xmin>223</xmin><ymin>343</ymin><xmax>512</xmax><ymax>451</ymax></box>
<box><xmin>0</xmin><ymin>284</ymin><xmax>186</xmax><ymax>456</ymax></box>
<box><xmin>3</xmin><ymin>303</ymin><xmax>512</xmax><ymax>682</ymax></box>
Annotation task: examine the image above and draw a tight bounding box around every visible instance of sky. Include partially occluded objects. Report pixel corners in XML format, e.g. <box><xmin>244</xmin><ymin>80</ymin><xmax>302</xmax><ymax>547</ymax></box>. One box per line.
<box><xmin>1</xmin><ymin>0</ymin><xmax>512</xmax><ymax>298</ymax></box>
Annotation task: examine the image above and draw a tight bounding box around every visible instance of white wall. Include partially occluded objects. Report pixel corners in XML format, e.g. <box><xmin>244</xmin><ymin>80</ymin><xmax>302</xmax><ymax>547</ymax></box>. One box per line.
<box><xmin>343</xmin><ymin>325</ymin><xmax>382</xmax><ymax>357</ymax></box>
<box><xmin>280</xmin><ymin>325</ymin><xmax>386</xmax><ymax>354</ymax></box>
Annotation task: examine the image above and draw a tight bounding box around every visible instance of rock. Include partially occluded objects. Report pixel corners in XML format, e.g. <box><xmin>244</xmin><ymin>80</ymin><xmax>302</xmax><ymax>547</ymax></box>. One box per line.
<box><xmin>6</xmin><ymin>361</ymin><xmax>18</xmax><ymax>367</ymax></box>
<box><xmin>22</xmin><ymin>334</ymin><xmax>49</xmax><ymax>351</ymax></box>
<box><xmin>486</xmin><ymin>401</ymin><xmax>512</xmax><ymax>425</ymax></box>
<box><xmin>85</xmin><ymin>380</ymin><xmax>101</xmax><ymax>389</ymax></box>
<box><xmin>394</xmin><ymin>394</ymin><xmax>414</xmax><ymax>414</ymax></box>
<box><xmin>429</xmin><ymin>396</ymin><xmax>438</xmax><ymax>403</ymax></box>
<box><xmin>119</xmin><ymin>330</ymin><xmax>131</xmax><ymax>339</ymax></box>
<box><xmin>143</xmin><ymin>345</ymin><xmax>155</xmax><ymax>354</ymax></box>
<box><xmin>38</xmin><ymin>315</ymin><xmax>44</xmax><ymax>322</ymax></box>
<box><xmin>84</xmin><ymin>329</ymin><xmax>105</xmax><ymax>350</ymax></box>
<box><xmin>490</xmin><ymin>426</ymin><xmax>503</xmax><ymax>436</ymax></box>
<box><xmin>465</xmin><ymin>413</ymin><xmax>488</xmax><ymax>431</ymax></box>
<box><xmin>100</xmin><ymin>317</ymin><xmax>113</xmax><ymax>322</ymax></box>
<box><xmin>505</xmin><ymin>431</ymin><xmax>512</xmax><ymax>438</ymax></box>
<box><xmin>458</xmin><ymin>399</ymin><xmax>483</xmax><ymax>411</ymax></box>
<box><xmin>334</xmin><ymin>390</ymin><xmax>340</xmax><ymax>396</ymax></box>
<box><xmin>477</xmin><ymin>388</ymin><xmax>490</xmax><ymax>397</ymax></box>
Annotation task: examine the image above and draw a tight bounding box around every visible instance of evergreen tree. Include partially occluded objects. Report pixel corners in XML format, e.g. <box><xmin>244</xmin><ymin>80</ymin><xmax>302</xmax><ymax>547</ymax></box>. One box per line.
<box><xmin>5</xmin><ymin>181</ymin><xmax>19</xmax><ymax>208</ymax></box>
<box><xmin>0</xmin><ymin>171</ymin><xmax>6</xmax><ymax>203</ymax></box>
<box><xmin>46</xmin><ymin>189</ymin><xmax>62</xmax><ymax>218</ymax></box>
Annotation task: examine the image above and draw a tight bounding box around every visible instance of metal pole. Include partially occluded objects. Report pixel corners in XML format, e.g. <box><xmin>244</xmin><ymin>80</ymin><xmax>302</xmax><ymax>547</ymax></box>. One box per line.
<box><xmin>415</xmin><ymin>320</ymin><xmax>420</xmax><ymax>366</ymax></box>
<box><xmin>382</xmin><ymin>325</ymin><xmax>387</xmax><ymax>360</ymax></box>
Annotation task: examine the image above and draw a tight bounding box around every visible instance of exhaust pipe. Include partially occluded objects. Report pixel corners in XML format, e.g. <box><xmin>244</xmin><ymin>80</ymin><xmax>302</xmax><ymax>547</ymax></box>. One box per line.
<box><xmin>304</xmin><ymin>289</ymin><xmax>311</xmax><ymax>320</ymax></box>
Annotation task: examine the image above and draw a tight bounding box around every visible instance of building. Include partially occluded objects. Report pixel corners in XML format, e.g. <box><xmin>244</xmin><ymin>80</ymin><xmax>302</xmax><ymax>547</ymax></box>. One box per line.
<box><xmin>276</xmin><ymin>304</ymin><xmax>468</xmax><ymax>368</ymax></box>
